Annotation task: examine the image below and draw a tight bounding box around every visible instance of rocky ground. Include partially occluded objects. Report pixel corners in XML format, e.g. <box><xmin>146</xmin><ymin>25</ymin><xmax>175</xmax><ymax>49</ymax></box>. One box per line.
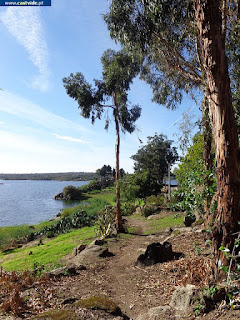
<box><xmin>1</xmin><ymin>211</ymin><xmax>240</xmax><ymax>320</ymax></box>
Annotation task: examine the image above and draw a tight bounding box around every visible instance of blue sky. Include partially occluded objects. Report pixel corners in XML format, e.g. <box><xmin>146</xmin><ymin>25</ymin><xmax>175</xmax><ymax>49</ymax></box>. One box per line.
<box><xmin>0</xmin><ymin>0</ymin><xmax>201</xmax><ymax>174</ymax></box>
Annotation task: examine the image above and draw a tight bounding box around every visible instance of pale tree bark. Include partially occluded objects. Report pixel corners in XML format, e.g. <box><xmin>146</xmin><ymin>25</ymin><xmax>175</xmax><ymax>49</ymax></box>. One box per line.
<box><xmin>195</xmin><ymin>0</ymin><xmax>240</xmax><ymax>276</ymax></box>
<box><xmin>113</xmin><ymin>95</ymin><xmax>124</xmax><ymax>232</ymax></box>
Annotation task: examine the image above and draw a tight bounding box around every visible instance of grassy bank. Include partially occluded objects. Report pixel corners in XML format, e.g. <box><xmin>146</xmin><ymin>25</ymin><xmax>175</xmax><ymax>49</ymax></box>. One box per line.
<box><xmin>0</xmin><ymin>226</ymin><xmax>96</xmax><ymax>271</ymax></box>
<box><xmin>0</xmin><ymin>187</ymin><xmax>186</xmax><ymax>273</ymax></box>
<box><xmin>0</xmin><ymin>188</ymin><xmax>115</xmax><ymax>251</ymax></box>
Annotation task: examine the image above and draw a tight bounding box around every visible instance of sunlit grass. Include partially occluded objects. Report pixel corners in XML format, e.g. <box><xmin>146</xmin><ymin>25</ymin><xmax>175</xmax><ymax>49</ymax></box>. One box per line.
<box><xmin>0</xmin><ymin>226</ymin><xmax>95</xmax><ymax>271</ymax></box>
<box><xmin>144</xmin><ymin>214</ymin><xmax>184</xmax><ymax>235</ymax></box>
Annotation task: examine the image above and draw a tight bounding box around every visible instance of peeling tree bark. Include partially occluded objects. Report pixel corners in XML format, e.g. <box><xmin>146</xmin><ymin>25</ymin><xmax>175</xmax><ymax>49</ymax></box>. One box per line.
<box><xmin>202</xmin><ymin>93</ymin><xmax>214</xmax><ymax>228</ymax></box>
<box><xmin>194</xmin><ymin>0</ymin><xmax>240</xmax><ymax>276</ymax></box>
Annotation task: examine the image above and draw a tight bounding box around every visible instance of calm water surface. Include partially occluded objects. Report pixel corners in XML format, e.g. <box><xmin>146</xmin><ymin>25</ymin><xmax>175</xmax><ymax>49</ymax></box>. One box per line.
<box><xmin>0</xmin><ymin>180</ymin><xmax>89</xmax><ymax>227</ymax></box>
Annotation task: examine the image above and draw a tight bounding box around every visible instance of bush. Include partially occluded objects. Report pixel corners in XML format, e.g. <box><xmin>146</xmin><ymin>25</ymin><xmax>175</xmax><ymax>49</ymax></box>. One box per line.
<box><xmin>35</xmin><ymin>211</ymin><xmax>95</xmax><ymax>238</ymax></box>
<box><xmin>62</xmin><ymin>185</ymin><xmax>82</xmax><ymax>200</ymax></box>
<box><xmin>142</xmin><ymin>205</ymin><xmax>157</xmax><ymax>218</ymax></box>
<box><xmin>146</xmin><ymin>194</ymin><xmax>165</xmax><ymax>206</ymax></box>
<box><xmin>121</xmin><ymin>202</ymin><xmax>136</xmax><ymax>216</ymax></box>
<box><xmin>120</xmin><ymin>170</ymin><xmax>162</xmax><ymax>202</ymax></box>
<box><xmin>95</xmin><ymin>206</ymin><xmax>116</xmax><ymax>238</ymax></box>
<box><xmin>83</xmin><ymin>178</ymin><xmax>114</xmax><ymax>192</ymax></box>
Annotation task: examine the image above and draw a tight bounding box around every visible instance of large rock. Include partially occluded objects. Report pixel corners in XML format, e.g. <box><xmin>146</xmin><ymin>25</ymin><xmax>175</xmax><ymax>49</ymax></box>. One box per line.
<box><xmin>70</xmin><ymin>240</ymin><xmax>114</xmax><ymax>266</ymax></box>
<box><xmin>170</xmin><ymin>284</ymin><xmax>197</xmax><ymax>312</ymax></box>
<box><xmin>136</xmin><ymin>242</ymin><xmax>174</xmax><ymax>266</ymax></box>
<box><xmin>136</xmin><ymin>306</ymin><xmax>175</xmax><ymax>320</ymax></box>
<box><xmin>72</xmin><ymin>244</ymin><xmax>87</xmax><ymax>257</ymax></box>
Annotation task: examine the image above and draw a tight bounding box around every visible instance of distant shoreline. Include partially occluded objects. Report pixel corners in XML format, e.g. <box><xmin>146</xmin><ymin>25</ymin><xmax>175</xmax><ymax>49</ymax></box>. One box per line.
<box><xmin>0</xmin><ymin>172</ymin><xmax>97</xmax><ymax>181</ymax></box>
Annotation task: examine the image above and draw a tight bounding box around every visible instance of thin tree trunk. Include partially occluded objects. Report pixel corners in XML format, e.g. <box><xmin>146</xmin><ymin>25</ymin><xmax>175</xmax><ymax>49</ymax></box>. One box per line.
<box><xmin>113</xmin><ymin>95</ymin><xmax>124</xmax><ymax>232</ymax></box>
<box><xmin>195</xmin><ymin>0</ymin><xmax>240</xmax><ymax>277</ymax></box>
<box><xmin>168</xmin><ymin>162</ymin><xmax>171</xmax><ymax>200</ymax></box>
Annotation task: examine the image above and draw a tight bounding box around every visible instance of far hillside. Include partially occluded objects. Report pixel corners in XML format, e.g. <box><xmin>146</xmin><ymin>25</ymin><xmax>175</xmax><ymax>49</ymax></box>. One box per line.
<box><xmin>0</xmin><ymin>172</ymin><xmax>97</xmax><ymax>181</ymax></box>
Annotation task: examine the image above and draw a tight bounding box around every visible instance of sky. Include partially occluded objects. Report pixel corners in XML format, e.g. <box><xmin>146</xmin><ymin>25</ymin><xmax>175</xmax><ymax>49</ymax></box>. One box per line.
<box><xmin>0</xmin><ymin>0</ymin><xmax>202</xmax><ymax>174</ymax></box>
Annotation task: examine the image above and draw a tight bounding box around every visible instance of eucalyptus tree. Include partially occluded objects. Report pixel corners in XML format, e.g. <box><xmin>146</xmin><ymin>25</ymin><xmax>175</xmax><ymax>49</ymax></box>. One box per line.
<box><xmin>105</xmin><ymin>0</ymin><xmax>240</xmax><ymax>269</ymax></box>
<box><xmin>63</xmin><ymin>49</ymin><xmax>141</xmax><ymax>232</ymax></box>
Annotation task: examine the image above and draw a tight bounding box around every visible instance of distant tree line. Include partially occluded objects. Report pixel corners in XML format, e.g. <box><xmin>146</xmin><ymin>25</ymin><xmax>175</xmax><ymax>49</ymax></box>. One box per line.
<box><xmin>0</xmin><ymin>172</ymin><xmax>97</xmax><ymax>181</ymax></box>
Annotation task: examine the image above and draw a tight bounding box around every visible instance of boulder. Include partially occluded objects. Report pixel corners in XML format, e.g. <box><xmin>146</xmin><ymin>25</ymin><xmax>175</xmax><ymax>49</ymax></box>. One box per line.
<box><xmin>41</xmin><ymin>266</ymin><xmax>77</xmax><ymax>279</ymax></box>
<box><xmin>136</xmin><ymin>242</ymin><xmax>174</xmax><ymax>266</ymax></box>
<box><xmin>170</xmin><ymin>284</ymin><xmax>197</xmax><ymax>312</ymax></box>
<box><xmin>70</xmin><ymin>240</ymin><xmax>114</xmax><ymax>266</ymax></box>
<box><xmin>136</xmin><ymin>306</ymin><xmax>175</xmax><ymax>320</ymax></box>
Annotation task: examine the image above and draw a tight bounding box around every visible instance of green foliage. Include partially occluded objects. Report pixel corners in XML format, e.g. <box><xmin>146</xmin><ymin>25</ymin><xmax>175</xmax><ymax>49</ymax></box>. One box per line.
<box><xmin>219</xmin><ymin>232</ymin><xmax>240</xmax><ymax>287</ymax></box>
<box><xmin>142</xmin><ymin>206</ymin><xmax>157</xmax><ymax>218</ymax></box>
<box><xmin>95</xmin><ymin>205</ymin><xmax>116</xmax><ymax>238</ymax></box>
<box><xmin>169</xmin><ymin>133</ymin><xmax>216</xmax><ymax>215</ymax></box>
<box><xmin>120</xmin><ymin>170</ymin><xmax>162</xmax><ymax>202</ymax></box>
<box><xmin>96</xmin><ymin>164</ymin><xmax>112</xmax><ymax>177</ymax></box>
<box><xmin>63</xmin><ymin>50</ymin><xmax>141</xmax><ymax>133</ymax></box>
<box><xmin>105</xmin><ymin>0</ymin><xmax>200</xmax><ymax>110</ymax></box>
<box><xmin>82</xmin><ymin>178</ymin><xmax>114</xmax><ymax>192</ymax></box>
<box><xmin>131</xmin><ymin>133</ymin><xmax>178</xmax><ymax>183</ymax></box>
<box><xmin>145</xmin><ymin>194</ymin><xmax>165</xmax><ymax>206</ymax></box>
<box><xmin>32</xmin><ymin>211</ymin><xmax>95</xmax><ymax>239</ymax></box>
<box><xmin>62</xmin><ymin>185</ymin><xmax>82</xmax><ymax>200</ymax></box>
<box><xmin>121</xmin><ymin>202</ymin><xmax>136</xmax><ymax>216</ymax></box>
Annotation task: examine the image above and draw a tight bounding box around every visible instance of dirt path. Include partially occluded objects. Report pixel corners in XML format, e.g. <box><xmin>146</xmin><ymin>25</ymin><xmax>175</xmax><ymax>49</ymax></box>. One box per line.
<box><xmin>47</xmin><ymin>215</ymin><xmax>240</xmax><ymax>320</ymax></box>
<box><xmin>1</xmin><ymin>213</ymin><xmax>240</xmax><ymax>320</ymax></box>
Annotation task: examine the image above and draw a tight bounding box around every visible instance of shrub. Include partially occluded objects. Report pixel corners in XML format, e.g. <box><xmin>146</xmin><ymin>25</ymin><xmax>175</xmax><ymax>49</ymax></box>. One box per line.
<box><xmin>84</xmin><ymin>178</ymin><xmax>114</xmax><ymax>192</ymax></box>
<box><xmin>142</xmin><ymin>205</ymin><xmax>157</xmax><ymax>218</ymax></box>
<box><xmin>121</xmin><ymin>202</ymin><xmax>136</xmax><ymax>216</ymax></box>
<box><xmin>146</xmin><ymin>194</ymin><xmax>165</xmax><ymax>206</ymax></box>
<box><xmin>62</xmin><ymin>185</ymin><xmax>82</xmax><ymax>200</ymax></box>
<box><xmin>95</xmin><ymin>206</ymin><xmax>116</xmax><ymax>238</ymax></box>
<box><xmin>120</xmin><ymin>170</ymin><xmax>162</xmax><ymax>202</ymax></box>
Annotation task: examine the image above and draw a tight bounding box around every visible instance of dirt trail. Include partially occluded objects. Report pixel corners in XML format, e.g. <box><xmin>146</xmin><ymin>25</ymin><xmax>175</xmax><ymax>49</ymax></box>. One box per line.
<box><xmin>2</xmin><ymin>212</ymin><xmax>240</xmax><ymax>320</ymax></box>
<box><xmin>48</xmin><ymin>215</ymin><xmax>240</xmax><ymax>320</ymax></box>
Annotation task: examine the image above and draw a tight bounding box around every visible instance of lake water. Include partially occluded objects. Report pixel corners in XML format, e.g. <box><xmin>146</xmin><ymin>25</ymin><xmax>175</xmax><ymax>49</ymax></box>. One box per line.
<box><xmin>0</xmin><ymin>180</ymin><xmax>89</xmax><ymax>227</ymax></box>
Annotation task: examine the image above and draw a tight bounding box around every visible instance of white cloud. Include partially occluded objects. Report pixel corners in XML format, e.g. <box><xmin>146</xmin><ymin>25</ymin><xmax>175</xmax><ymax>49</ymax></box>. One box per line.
<box><xmin>0</xmin><ymin>129</ymin><xmax>62</xmax><ymax>155</ymax></box>
<box><xmin>0</xmin><ymin>90</ymin><xmax>92</xmax><ymax>134</ymax></box>
<box><xmin>53</xmin><ymin>133</ymin><xmax>86</xmax><ymax>143</ymax></box>
<box><xmin>1</xmin><ymin>7</ymin><xmax>50</xmax><ymax>91</ymax></box>
<box><xmin>0</xmin><ymin>122</ymin><xmax>4</xmax><ymax>125</ymax></box>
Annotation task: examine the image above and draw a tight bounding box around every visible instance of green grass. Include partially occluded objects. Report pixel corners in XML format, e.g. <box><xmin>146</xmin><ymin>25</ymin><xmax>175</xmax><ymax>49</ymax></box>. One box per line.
<box><xmin>61</xmin><ymin>188</ymin><xmax>115</xmax><ymax>218</ymax></box>
<box><xmin>0</xmin><ymin>226</ymin><xmax>95</xmax><ymax>271</ymax></box>
<box><xmin>144</xmin><ymin>214</ymin><xmax>184</xmax><ymax>235</ymax></box>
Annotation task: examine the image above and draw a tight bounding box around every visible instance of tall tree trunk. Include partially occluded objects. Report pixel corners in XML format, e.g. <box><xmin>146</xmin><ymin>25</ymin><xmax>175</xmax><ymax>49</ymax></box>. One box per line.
<box><xmin>202</xmin><ymin>93</ymin><xmax>214</xmax><ymax>228</ymax></box>
<box><xmin>195</xmin><ymin>0</ymin><xmax>240</xmax><ymax>276</ymax></box>
<box><xmin>113</xmin><ymin>96</ymin><xmax>124</xmax><ymax>232</ymax></box>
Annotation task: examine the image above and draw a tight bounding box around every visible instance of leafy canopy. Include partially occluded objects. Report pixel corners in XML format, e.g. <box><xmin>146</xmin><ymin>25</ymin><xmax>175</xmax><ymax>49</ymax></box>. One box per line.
<box><xmin>131</xmin><ymin>133</ymin><xmax>178</xmax><ymax>183</ymax></box>
<box><xmin>63</xmin><ymin>49</ymin><xmax>141</xmax><ymax>133</ymax></box>
<box><xmin>104</xmin><ymin>0</ymin><xmax>202</xmax><ymax>109</ymax></box>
